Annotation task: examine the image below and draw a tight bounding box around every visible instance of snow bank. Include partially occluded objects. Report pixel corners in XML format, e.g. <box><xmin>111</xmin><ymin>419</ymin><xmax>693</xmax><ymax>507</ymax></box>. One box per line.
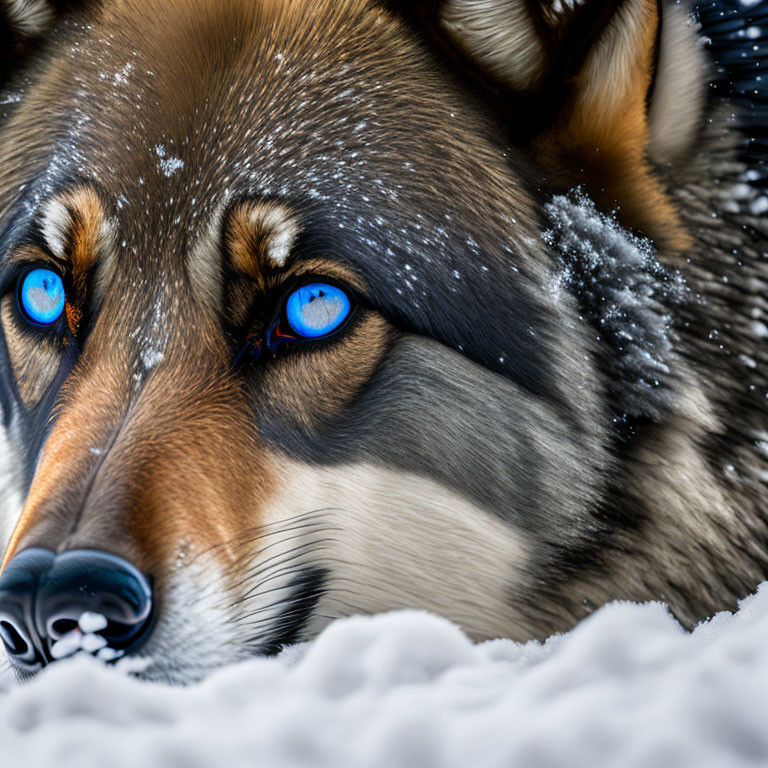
<box><xmin>2</xmin><ymin>588</ymin><xmax>768</xmax><ymax>768</ymax></box>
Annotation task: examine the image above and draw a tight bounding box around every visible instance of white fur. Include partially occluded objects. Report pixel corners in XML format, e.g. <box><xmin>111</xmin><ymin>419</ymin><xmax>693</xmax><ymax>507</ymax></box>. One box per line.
<box><xmin>4</xmin><ymin>0</ymin><xmax>54</xmax><ymax>37</ymax></box>
<box><xmin>261</xmin><ymin>460</ymin><xmax>531</xmax><ymax>643</ymax></box>
<box><xmin>139</xmin><ymin>555</ymin><xmax>250</xmax><ymax>683</ymax></box>
<box><xmin>0</xmin><ymin>419</ymin><xmax>23</xmax><ymax>556</ymax></box>
<box><xmin>250</xmin><ymin>203</ymin><xmax>300</xmax><ymax>268</ymax></box>
<box><xmin>187</xmin><ymin>208</ymin><xmax>224</xmax><ymax>310</ymax></box>
<box><xmin>40</xmin><ymin>197</ymin><xmax>70</xmax><ymax>258</ymax></box>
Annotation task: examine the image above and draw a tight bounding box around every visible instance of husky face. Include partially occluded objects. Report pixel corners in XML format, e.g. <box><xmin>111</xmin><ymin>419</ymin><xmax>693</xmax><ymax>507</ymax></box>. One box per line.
<box><xmin>0</xmin><ymin>0</ymin><xmax>765</xmax><ymax>682</ymax></box>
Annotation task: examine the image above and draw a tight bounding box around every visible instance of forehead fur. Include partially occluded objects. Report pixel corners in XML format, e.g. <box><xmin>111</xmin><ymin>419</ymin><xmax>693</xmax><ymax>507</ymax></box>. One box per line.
<box><xmin>0</xmin><ymin>0</ymin><xmax>563</xmax><ymax>399</ymax></box>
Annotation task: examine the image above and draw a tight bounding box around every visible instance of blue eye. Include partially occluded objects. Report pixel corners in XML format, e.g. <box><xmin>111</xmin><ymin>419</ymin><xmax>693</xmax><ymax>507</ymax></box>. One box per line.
<box><xmin>19</xmin><ymin>268</ymin><xmax>66</xmax><ymax>326</ymax></box>
<box><xmin>285</xmin><ymin>283</ymin><xmax>352</xmax><ymax>338</ymax></box>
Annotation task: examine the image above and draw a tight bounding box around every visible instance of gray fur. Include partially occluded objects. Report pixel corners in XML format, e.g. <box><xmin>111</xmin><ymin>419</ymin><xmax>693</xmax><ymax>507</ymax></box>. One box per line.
<box><xmin>543</xmin><ymin>191</ymin><xmax>689</xmax><ymax>421</ymax></box>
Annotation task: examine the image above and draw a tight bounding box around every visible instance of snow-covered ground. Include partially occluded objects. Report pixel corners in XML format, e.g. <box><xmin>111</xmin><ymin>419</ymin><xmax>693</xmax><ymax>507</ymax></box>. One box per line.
<box><xmin>2</xmin><ymin>590</ymin><xmax>768</xmax><ymax>768</ymax></box>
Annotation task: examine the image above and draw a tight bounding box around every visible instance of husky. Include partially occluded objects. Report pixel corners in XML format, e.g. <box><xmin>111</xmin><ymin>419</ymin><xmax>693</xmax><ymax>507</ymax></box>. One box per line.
<box><xmin>0</xmin><ymin>0</ymin><xmax>765</xmax><ymax>683</ymax></box>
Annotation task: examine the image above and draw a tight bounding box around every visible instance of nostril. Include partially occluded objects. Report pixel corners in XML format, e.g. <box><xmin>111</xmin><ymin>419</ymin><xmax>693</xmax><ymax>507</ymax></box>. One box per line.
<box><xmin>0</xmin><ymin>547</ymin><xmax>154</xmax><ymax>670</ymax></box>
<box><xmin>0</xmin><ymin>619</ymin><xmax>29</xmax><ymax>657</ymax></box>
<box><xmin>37</xmin><ymin>550</ymin><xmax>154</xmax><ymax>661</ymax></box>
<box><xmin>0</xmin><ymin>548</ymin><xmax>55</xmax><ymax>668</ymax></box>
<box><xmin>102</xmin><ymin>620</ymin><xmax>135</xmax><ymax>643</ymax></box>
<box><xmin>50</xmin><ymin>618</ymin><xmax>79</xmax><ymax>639</ymax></box>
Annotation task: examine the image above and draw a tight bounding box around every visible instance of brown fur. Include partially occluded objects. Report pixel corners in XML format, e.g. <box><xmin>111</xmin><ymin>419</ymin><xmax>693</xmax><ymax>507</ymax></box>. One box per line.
<box><xmin>533</xmin><ymin>0</ymin><xmax>692</xmax><ymax>251</ymax></box>
<box><xmin>442</xmin><ymin>0</ymin><xmax>692</xmax><ymax>250</ymax></box>
<box><xmin>2</xmin><ymin>312</ymin><xmax>278</xmax><ymax>580</ymax></box>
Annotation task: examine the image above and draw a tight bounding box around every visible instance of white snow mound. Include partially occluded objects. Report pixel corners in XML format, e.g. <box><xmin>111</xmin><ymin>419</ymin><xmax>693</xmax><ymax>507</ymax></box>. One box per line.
<box><xmin>2</xmin><ymin>588</ymin><xmax>768</xmax><ymax>768</ymax></box>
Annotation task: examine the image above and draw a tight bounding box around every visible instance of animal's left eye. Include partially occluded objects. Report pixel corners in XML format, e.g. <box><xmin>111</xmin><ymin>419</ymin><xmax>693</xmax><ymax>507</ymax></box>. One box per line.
<box><xmin>285</xmin><ymin>283</ymin><xmax>352</xmax><ymax>338</ymax></box>
<box><xmin>18</xmin><ymin>268</ymin><xmax>66</xmax><ymax>326</ymax></box>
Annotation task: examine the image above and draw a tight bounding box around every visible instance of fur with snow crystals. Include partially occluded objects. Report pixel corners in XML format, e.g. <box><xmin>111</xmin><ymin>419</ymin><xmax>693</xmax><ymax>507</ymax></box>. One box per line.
<box><xmin>543</xmin><ymin>191</ymin><xmax>689</xmax><ymax>423</ymax></box>
<box><xmin>0</xmin><ymin>0</ymin><xmax>765</xmax><ymax>683</ymax></box>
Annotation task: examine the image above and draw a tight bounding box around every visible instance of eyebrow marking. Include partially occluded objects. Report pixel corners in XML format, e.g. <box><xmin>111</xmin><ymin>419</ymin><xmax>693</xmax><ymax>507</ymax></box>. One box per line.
<box><xmin>258</xmin><ymin>203</ymin><xmax>300</xmax><ymax>268</ymax></box>
<box><xmin>41</xmin><ymin>197</ymin><xmax>71</xmax><ymax>259</ymax></box>
<box><xmin>39</xmin><ymin>187</ymin><xmax>118</xmax><ymax>303</ymax></box>
<box><xmin>5</xmin><ymin>0</ymin><xmax>54</xmax><ymax>37</ymax></box>
<box><xmin>227</xmin><ymin>200</ymin><xmax>301</xmax><ymax>279</ymax></box>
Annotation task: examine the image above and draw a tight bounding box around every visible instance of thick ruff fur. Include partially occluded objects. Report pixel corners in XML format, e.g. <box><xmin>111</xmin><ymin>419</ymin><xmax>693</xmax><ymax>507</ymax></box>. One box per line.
<box><xmin>0</xmin><ymin>0</ymin><xmax>765</xmax><ymax>682</ymax></box>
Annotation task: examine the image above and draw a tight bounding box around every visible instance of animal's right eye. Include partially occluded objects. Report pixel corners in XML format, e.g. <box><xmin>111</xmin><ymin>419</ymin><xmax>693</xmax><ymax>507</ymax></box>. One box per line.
<box><xmin>18</xmin><ymin>268</ymin><xmax>66</xmax><ymax>326</ymax></box>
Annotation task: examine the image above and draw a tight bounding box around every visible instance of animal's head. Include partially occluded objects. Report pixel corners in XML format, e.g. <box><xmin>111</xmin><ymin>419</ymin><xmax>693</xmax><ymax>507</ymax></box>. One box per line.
<box><xmin>0</xmin><ymin>0</ymin><xmax>709</xmax><ymax>681</ymax></box>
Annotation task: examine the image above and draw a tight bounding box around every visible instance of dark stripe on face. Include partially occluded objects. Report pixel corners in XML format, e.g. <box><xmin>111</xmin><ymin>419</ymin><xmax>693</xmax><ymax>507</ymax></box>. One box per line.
<box><xmin>255</xmin><ymin>566</ymin><xmax>328</xmax><ymax>655</ymax></box>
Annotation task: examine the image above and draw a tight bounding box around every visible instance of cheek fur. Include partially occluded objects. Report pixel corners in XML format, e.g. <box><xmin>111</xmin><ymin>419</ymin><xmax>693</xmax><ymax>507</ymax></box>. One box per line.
<box><xmin>1</xmin><ymin>298</ymin><xmax>63</xmax><ymax>407</ymax></box>
<box><xmin>253</xmin><ymin>312</ymin><xmax>394</xmax><ymax>431</ymax></box>
<box><xmin>232</xmin><ymin>458</ymin><xmax>532</xmax><ymax>644</ymax></box>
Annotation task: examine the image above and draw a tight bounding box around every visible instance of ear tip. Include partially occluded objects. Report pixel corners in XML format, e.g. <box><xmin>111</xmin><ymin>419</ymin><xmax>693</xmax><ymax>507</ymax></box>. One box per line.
<box><xmin>439</xmin><ymin>0</ymin><xmax>546</xmax><ymax>92</ymax></box>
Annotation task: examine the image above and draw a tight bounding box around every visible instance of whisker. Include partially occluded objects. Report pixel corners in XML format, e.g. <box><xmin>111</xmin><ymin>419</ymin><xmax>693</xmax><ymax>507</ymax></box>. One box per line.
<box><xmin>231</xmin><ymin>540</ymin><xmax>339</xmax><ymax>604</ymax></box>
<box><xmin>226</xmin><ymin>532</ymin><xmax>341</xmax><ymax>597</ymax></box>
<box><xmin>187</xmin><ymin>508</ymin><xmax>338</xmax><ymax>566</ymax></box>
<box><xmin>236</xmin><ymin>570</ymin><xmax>334</xmax><ymax>623</ymax></box>
<box><xmin>239</xmin><ymin>589</ymin><xmax>328</xmax><ymax>630</ymax></box>
<box><xmin>231</xmin><ymin>558</ymin><xmax>335</xmax><ymax>616</ymax></box>
<box><xmin>170</xmin><ymin>506</ymin><xmax>410</xmax><ymax>653</ymax></box>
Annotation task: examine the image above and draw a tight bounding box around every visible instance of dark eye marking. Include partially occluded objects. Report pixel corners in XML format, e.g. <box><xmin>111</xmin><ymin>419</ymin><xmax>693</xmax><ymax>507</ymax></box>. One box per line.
<box><xmin>235</xmin><ymin>280</ymin><xmax>356</xmax><ymax>365</ymax></box>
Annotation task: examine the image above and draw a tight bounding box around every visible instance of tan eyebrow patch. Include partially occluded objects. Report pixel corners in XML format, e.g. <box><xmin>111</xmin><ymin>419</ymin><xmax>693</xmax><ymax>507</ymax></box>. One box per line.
<box><xmin>40</xmin><ymin>187</ymin><xmax>117</xmax><ymax>297</ymax></box>
<box><xmin>226</xmin><ymin>201</ymin><xmax>301</xmax><ymax>286</ymax></box>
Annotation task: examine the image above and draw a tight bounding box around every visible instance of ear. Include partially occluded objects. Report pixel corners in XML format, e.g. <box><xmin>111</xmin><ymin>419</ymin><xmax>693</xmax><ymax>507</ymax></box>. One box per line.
<box><xmin>436</xmin><ymin>0</ymin><xmax>708</xmax><ymax>252</ymax></box>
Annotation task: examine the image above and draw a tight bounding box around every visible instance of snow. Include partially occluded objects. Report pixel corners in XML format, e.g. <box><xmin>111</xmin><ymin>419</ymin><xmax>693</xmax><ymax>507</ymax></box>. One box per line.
<box><xmin>751</xmin><ymin>320</ymin><xmax>768</xmax><ymax>338</ymax></box>
<box><xmin>748</xmin><ymin>195</ymin><xmax>768</xmax><ymax>215</ymax></box>
<box><xmin>78</xmin><ymin>612</ymin><xmax>108</xmax><ymax>635</ymax></box>
<box><xmin>80</xmin><ymin>633</ymin><xmax>108</xmax><ymax>654</ymax></box>
<box><xmin>543</xmin><ymin>191</ymin><xmax>687</xmax><ymax>421</ymax></box>
<box><xmin>0</xmin><ymin>3</ymin><xmax>764</xmax><ymax>766</ymax></box>
<box><xmin>38</xmin><ymin>610</ymin><xmax>124</xmax><ymax>663</ymax></box>
<box><xmin>154</xmin><ymin>145</ymin><xmax>184</xmax><ymax>178</ymax></box>
<box><xmin>3</xmin><ymin>591</ymin><xmax>768</xmax><ymax>767</ymax></box>
<box><xmin>49</xmin><ymin>631</ymin><xmax>83</xmax><ymax>661</ymax></box>
<box><xmin>139</xmin><ymin>348</ymin><xmax>164</xmax><ymax>370</ymax></box>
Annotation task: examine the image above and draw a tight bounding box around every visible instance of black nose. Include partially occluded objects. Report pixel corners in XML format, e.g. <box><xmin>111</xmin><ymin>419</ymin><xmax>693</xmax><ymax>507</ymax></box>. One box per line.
<box><xmin>0</xmin><ymin>548</ymin><xmax>154</xmax><ymax>671</ymax></box>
